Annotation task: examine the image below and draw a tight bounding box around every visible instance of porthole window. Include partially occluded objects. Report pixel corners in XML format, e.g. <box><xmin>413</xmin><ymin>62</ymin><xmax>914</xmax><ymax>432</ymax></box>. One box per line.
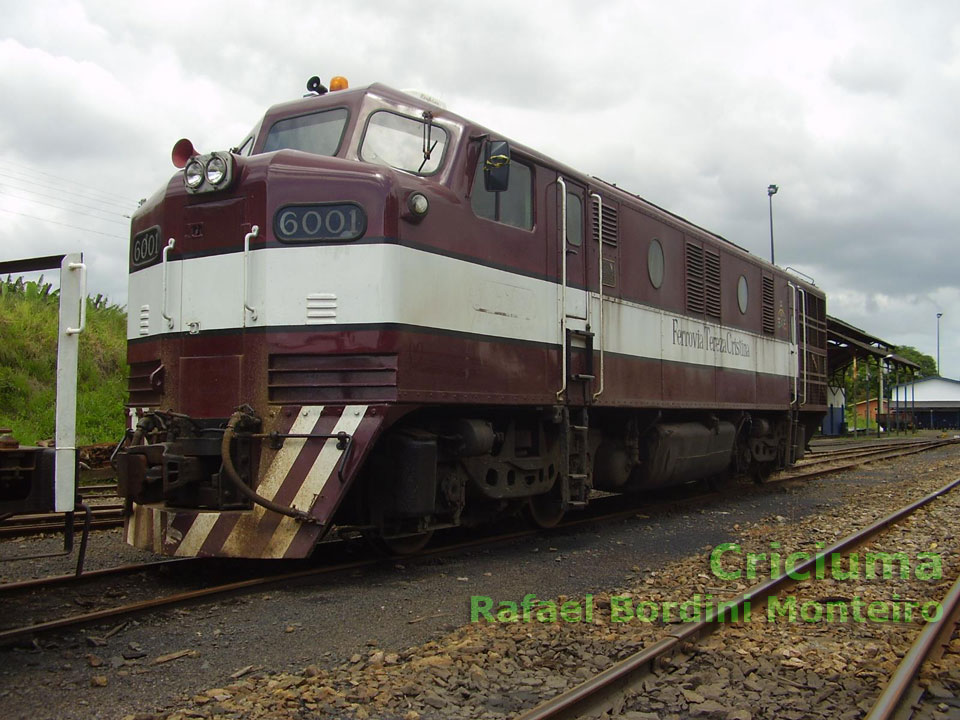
<box><xmin>648</xmin><ymin>239</ymin><xmax>664</xmax><ymax>289</ymax></box>
<box><xmin>737</xmin><ymin>275</ymin><xmax>749</xmax><ymax>314</ymax></box>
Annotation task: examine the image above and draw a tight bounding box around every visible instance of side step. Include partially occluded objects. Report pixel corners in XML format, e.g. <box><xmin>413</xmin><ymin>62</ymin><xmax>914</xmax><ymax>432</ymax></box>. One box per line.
<box><xmin>560</xmin><ymin>406</ymin><xmax>591</xmax><ymax>510</ymax></box>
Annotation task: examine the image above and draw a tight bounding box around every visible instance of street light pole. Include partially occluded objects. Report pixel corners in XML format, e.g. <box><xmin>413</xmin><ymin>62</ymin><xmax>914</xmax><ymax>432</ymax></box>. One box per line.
<box><xmin>767</xmin><ymin>184</ymin><xmax>779</xmax><ymax>265</ymax></box>
<box><xmin>937</xmin><ymin>312</ymin><xmax>943</xmax><ymax>375</ymax></box>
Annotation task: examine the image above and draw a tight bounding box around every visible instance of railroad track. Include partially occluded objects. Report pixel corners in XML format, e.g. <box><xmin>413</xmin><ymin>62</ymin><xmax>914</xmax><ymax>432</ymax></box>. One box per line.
<box><xmin>0</xmin><ymin>504</ymin><xmax>123</xmax><ymax>537</ymax></box>
<box><xmin>865</xmin><ymin>574</ymin><xmax>960</xmax><ymax>719</ymax></box>
<box><xmin>807</xmin><ymin>437</ymin><xmax>933</xmax><ymax>458</ymax></box>
<box><xmin>786</xmin><ymin>437</ymin><xmax>958</xmax><ymax>477</ymax></box>
<box><xmin>514</xmin><ymin>475</ymin><xmax>960</xmax><ymax>720</ymax></box>
<box><xmin>1</xmin><ymin>436</ymin><xmax>955</xmax><ymax>650</ymax></box>
<box><xmin>78</xmin><ymin>481</ymin><xmax>119</xmax><ymax>499</ymax></box>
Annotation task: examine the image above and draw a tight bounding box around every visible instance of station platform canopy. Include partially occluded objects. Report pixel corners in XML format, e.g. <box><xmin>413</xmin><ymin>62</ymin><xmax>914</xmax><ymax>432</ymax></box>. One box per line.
<box><xmin>827</xmin><ymin>316</ymin><xmax>920</xmax><ymax>379</ymax></box>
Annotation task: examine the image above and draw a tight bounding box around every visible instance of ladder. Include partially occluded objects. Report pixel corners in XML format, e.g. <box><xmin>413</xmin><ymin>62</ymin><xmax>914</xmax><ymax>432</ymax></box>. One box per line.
<box><xmin>561</xmin><ymin>405</ymin><xmax>591</xmax><ymax>510</ymax></box>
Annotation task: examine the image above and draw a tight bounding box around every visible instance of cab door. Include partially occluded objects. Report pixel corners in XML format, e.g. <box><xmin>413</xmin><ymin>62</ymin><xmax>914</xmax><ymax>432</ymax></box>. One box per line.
<box><xmin>551</xmin><ymin>175</ymin><xmax>592</xmax><ymax>401</ymax></box>
<box><xmin>560</xmin><ymin>179</ymin><xmax>588</xmax><ymax>321</ymax></box>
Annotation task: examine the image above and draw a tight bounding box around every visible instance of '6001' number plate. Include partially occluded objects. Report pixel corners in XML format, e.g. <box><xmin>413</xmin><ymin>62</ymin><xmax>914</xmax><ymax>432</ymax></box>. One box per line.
<box><xmin>274</xmin><ymin>203</ymin><xmax>366</xmax><ymax>242</ymax></box>
<box><xmin>131</xmin><ymin>225</ymin><xmax>162</xmax><ymax>268</ymax></box>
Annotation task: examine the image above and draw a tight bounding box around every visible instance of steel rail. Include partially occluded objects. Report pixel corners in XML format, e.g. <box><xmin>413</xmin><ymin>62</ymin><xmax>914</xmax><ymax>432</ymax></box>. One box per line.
<box><xmin>808</xmin><ymin>438</ymin><xmax>930</xmax><ymax>456</ymax></box>
<box><xmin>515</xmin><ymin>475</ymin><xmax>960</xmax><ymax>720</ymax></box>
<box><xmin>782</xmin><ymin>439</ymin><xmax>957</xmax><ymax>481</ymax></box>
<box><xmin>0</xmin><ymin>558</ymin><xmax>196</xmax><ymax>594</ymax></box>
<box><xmin>0</xmin><ymin>506</ymin><xmax>122</xmax><ymax>537</ymax></box>
<box><xmin>802</xmin><ymin>440</ymin><xmax>932</xmax><ymax>461</ymax></box>
<box><xmin>864</xmin><ymin>572</ymin><xmax>960</xmax><ymax>720</ymax></box>
<box><xmin>0</xmin><ymin>557</ymin><xmax>380</xmax><ymax>647</ymax></box>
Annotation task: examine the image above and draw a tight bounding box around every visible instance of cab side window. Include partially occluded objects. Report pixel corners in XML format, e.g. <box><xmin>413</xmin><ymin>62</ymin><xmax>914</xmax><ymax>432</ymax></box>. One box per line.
<box><xmin>471</xmin><ymin>156</ymin><xmax>533</xmax><ymax>230</ymax></box>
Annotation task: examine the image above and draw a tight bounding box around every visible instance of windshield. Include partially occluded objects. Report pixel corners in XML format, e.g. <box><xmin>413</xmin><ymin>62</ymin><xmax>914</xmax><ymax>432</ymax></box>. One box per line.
<box><xmin>360</xmin><ymin>110</ymin><xmax>448</xmax><ymax>175</ymax></box>
<box><xmin>262</xmin><ymin>108</ymin><xmax>349</xmax><ymax>155</ymax></box>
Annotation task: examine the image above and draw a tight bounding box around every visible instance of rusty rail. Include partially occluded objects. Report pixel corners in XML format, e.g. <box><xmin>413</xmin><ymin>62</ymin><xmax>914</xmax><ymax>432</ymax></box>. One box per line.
<box><xmin>865</xmin><ymin>572</ymin><xmax>960</xmax><ymax>720</ymax></box>
<box><xmin>515</xmin><ymin>475</ymin><xmax>960</xmax><ymax>720</ymax></box>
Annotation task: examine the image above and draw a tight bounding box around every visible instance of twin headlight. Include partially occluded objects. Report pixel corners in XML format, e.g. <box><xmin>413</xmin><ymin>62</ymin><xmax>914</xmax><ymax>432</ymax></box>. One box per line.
<box><xmin>184</xmin><ymin>152</ymin><xmax>234</xmax><ymax>194</ymax></box>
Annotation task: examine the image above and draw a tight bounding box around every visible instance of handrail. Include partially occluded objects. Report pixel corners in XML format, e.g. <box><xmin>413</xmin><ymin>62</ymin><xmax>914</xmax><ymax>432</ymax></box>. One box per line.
<box><xmin>788</xmin><ymin>281</ymin><xmax>798</xmax><ymax>404</ymax></box>
<box><xmin>799</xmin><ymin>286</ymin><xmax>808</xmax><ymax>406</ymax></box>
<box><xmin>556</xmin><ymin>179</ymin><xmax>567</xmax><ymax>400</ymax></box>
<box><xmin>591</xmin><ymin>192</ymin><xmax>604</xmax><ymax>400</ymax></box>
<box><xmin>161</xmin><ymin>238</ymin><xmax>175</xmax><ymax>330</ymax></box>
<box><xmin>784</xmin><ymin>266</ymin><xmax>816</xmax><ymax>286</ymax></box>
<box><xmin>64</xmin><ymin>262</ymin><xmax>86</xmax><ymax>335</ymax></box>
<box><xmin>244</xmin><ymin>225</ymin><xmax>259</xmax><ymax>322</ymax></box>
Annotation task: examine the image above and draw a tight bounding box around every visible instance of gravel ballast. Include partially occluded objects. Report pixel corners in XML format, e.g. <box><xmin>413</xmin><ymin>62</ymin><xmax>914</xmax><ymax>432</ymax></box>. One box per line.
<box><xmin>1</xmin><ymin>444</ymin><xmax>958</xmax><ymax>719</ymax></box>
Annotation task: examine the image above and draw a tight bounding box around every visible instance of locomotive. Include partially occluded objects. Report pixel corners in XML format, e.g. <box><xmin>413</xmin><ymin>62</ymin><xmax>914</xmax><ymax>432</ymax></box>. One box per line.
<box><xmin>117</xmin><ymin>76</ymin><xmax>828</xmax><ymax>558</ymax></box>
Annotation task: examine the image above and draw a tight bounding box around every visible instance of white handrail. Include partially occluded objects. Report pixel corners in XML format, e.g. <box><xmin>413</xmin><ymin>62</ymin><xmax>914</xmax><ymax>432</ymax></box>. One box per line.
<box><xmin>161</xmin><ymin>238</ymin><xmax>175</xmax><ymax>329</ymax></box>
<box><xmin>591</xmin><ymin>192</ymin><xmax>604</xmax><ymax>400</ymax></box>
<box><xmin>556</xmin><ymin>179</ymin><xmax>568</xmax><ymax>400</ymax></box>
<box><xmin>799</xmin><ymin>286</ymin><xmax>808</xmax><ymax>407</ymax></box>
<box><xmin>244</xmin><ymin>225</ymin><xmax>260</xmax><ymax>322</ymax></box>
<box><xmin>788</xmin><ymin>281</ymin><xmax>798</xmax><ymax>404</ymax></box>
<box><xmin>65</xmin><ymin>262</ymin><xmax>86</xmax><ymax>335</ymax></box>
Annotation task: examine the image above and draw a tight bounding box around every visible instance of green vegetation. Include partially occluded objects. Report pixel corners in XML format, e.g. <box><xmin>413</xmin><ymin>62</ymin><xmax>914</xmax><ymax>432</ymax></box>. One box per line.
<box><xmin>842</xmin><ymin>345</ymin><xmax>936</xmax><ymax>430</ymax></box>
<box><xmin>0</xmin><ymin>276</ymin><xmax>127</xmax><ymax>445</ymax></box>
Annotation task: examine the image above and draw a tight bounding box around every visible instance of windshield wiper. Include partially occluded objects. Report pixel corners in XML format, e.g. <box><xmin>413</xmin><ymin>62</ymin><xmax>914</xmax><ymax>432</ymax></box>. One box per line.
<box><xmin>419</xmin><ymin>111</ymin><xmax>438</xmax><ymax>173</ymax></box>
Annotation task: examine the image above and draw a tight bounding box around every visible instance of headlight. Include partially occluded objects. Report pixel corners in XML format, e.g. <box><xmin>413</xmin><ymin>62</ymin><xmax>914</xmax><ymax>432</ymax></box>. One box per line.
<box><xmin>206</xmin><ymin>155</ymin><xmax>228</xmax><ymax>186</ymax></box>
<box><xmin>184</xmin><ymin>159</ymin><xmax>205</xmax><ymax>189</ymax></box>
<box><xmin>407</xmin><ymin>192</ymin><xmax>429</xmax><ymax>217</ymax></box>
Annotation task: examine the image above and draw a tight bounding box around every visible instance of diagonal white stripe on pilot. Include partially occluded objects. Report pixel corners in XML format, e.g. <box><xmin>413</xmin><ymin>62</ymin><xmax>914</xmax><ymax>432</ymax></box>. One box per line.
<box><xmin>263</xmin><ymin>405</ymin><xmax>368</xmax><ymax>558</ymax></box>
<box><xmin>218</xmin><ymin>405</ymin><xmax>325</xmax><ymax>556</ymax></box>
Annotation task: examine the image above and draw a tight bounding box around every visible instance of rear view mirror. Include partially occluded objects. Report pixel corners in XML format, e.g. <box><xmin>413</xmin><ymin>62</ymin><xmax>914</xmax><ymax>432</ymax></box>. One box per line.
<box><xmin>483</xmin><ymin>140</ymin><xmax>511</xmax><ymax>193</ymax></box>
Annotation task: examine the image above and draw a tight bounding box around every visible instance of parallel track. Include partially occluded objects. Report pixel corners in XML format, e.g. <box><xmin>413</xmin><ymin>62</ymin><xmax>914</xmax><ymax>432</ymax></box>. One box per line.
<box><xmin>514</xmin><ymin>475</ymin><xmax>960</xmax><ymax>720</ymax></box>
<box><xmin>1</xmin><ymin>436</ymin><xmax>955</xmax><ymax>648</ymax></box>
<box><xmin>0</xmin><ymin>504</ymin><xmax>123</xmax><ymax>537</ymax></box>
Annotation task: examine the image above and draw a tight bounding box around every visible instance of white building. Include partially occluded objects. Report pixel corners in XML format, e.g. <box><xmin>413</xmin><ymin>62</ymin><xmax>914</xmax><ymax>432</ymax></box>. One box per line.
<box><xmin>889</xmin><ymin>376</ymin><xmax>960</xmax><ymax>429</ymax></box>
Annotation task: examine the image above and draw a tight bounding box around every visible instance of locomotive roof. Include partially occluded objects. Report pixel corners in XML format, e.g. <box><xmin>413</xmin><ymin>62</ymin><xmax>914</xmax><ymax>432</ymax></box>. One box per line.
<box><xmin>263</xmin><ymin>82</ymin><xmax>820</xmax><ymax>295</ymax></box>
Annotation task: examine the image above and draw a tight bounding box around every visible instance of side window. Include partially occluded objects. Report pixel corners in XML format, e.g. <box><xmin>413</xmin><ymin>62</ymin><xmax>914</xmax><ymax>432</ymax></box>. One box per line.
<box><xmin>471</xmin><ymin>154</ymin><xmax>533</xmax><ymax>230</ymax></box>
<box><xmin>566</xmin><ymin>193</ymin><xmax>582</xmax><ymax>246</ymax></box>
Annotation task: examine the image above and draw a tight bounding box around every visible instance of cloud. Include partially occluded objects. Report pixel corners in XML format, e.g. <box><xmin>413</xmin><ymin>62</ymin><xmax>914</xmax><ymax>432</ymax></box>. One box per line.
<box><xmin>2</xmin><ymin>0</ymin><xmax>960</xmax><ymax>376</ymax></box>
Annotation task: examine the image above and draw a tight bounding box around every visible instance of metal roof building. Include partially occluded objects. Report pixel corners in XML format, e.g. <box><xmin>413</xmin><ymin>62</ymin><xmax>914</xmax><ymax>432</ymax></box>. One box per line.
<box><xmin>823</xmin><ymin>317</ymin><xmax>921</xmax><ymax>435</ymax></box>
<box><xmin>889</xmin><ymin>376</ymin><xmax>960</xmax><ymax>430</ymax></box>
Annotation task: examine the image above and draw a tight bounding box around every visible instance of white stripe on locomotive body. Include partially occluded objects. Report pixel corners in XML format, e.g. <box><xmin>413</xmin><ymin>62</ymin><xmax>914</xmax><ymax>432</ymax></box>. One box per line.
<box><xmin>128</xmin><ymin>243</ymin><xmax>795</xmax><ymax>378</ymax></box>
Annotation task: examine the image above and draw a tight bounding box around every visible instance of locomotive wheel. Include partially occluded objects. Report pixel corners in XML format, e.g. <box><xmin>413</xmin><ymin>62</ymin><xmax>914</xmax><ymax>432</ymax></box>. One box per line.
<box><xmin>526</xmin><ymin>488</ymin><xmax>565</xmax><ymax>529</ymax></box>
<box><xmin>752</xmin><ymin>462</ymin><xmax>774</xmax><ymax>485</ymax></box>
<box><xmin>369</xmin><ymin>530</ymin><xmax>434</xmax><ymax>556</ymax></box>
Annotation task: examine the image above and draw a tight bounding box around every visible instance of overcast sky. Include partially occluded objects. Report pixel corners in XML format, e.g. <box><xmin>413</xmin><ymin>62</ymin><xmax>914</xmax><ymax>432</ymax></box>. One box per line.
<box><xmin>2</xmin><ymin>0</ymin><xmax>959</xmax><ymax>379</ymax></box>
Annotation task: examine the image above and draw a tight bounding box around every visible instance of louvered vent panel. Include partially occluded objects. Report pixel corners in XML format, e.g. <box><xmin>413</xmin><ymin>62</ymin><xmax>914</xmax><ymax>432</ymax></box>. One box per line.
<box><xmin>268</xmin><ymin>353</ymin><xmax>398</xmax><ymax>404</ymax></box>
<box><xmin>685</xmin><ymin>243</ymin><xmax>705</xmax><ymax>314</ymax></box>
<box><xmin>591</xmin><ymin>200</ymin><xmax>619</xmax><ymax>245</ymax></box>
<box><xmin>704</xmin><ymin>249</ymin><xmax>721</xmax><ymax>320</ymax></box>
<box><xmin>127</xmin><ymin>359</ymin><xmax>163</xmax><ymax>407</ymax></box>
<box><xmin>762</xmin><ymin>276</ymin><xmax>775</xmax><ymax>334</ymax></box>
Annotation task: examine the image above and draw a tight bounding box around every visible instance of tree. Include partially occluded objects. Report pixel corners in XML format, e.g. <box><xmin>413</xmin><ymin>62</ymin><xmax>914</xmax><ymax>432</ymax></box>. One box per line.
<box><xmin>891</xmin><ymin>345</ymin><xmax>937</xmax><ymax>378</ymax></box>
<box><xmin>839</xmin><ymin>345</ymin><xmax>935</xmax><ymax>430</ymax></box>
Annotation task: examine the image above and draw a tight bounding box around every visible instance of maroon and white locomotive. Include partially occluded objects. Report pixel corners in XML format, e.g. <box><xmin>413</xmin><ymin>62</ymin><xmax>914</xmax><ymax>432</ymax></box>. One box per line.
<box><xmin>117</xmin><ymin>76</ymin><xmax>827</xmax><ymax>558</ymax></box>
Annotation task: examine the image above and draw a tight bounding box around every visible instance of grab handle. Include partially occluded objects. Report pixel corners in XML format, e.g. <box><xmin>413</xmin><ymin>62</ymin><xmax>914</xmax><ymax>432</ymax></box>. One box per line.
<box><xmin>161</xmin><ymin>238</ymin><xmax>175</xmax><ymax>329</ymax></box>
<box><xmin>244</xmin><ymin>225</ymin><xmax>259</xmax><ymax>322</ymax></box>
<box><xmin>64</xmin><ymin>262</ymin><xmax>87</xmax><ymax>335</ymax></box>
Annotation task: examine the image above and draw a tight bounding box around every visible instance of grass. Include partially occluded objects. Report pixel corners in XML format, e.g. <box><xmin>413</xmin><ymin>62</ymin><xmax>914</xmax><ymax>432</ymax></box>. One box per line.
<box><xmin>0</xmin><ymin>276</ymin><xmax>126</xmax><ymax>445</ymax></box>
